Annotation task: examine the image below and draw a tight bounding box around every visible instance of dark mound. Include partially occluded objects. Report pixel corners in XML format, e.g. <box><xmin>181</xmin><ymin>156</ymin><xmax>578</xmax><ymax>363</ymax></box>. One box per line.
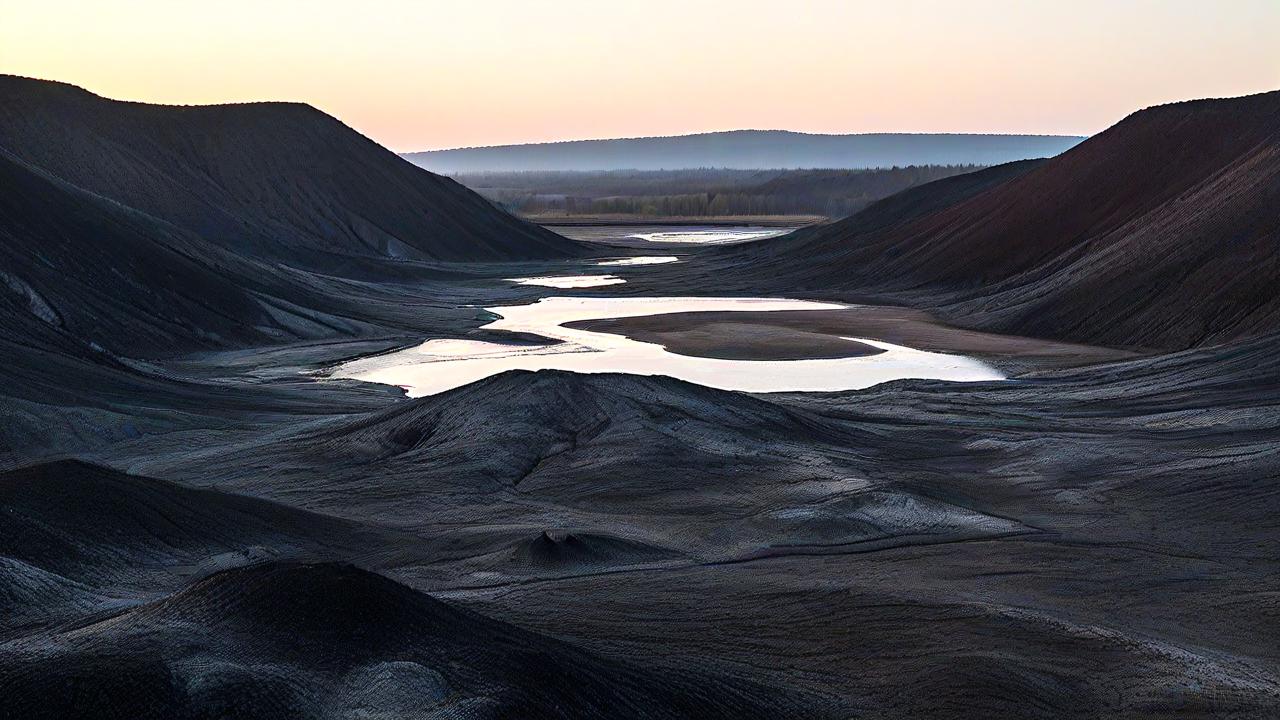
<box><xmin>160</xmin><ymin>370</ymin><xmax>1031</xmax><ymax>568</ymax></box>
<box><xmin>722</xmin><ymin>91</ymin><xmax>1280</xmax><ymax>350</ymax></box>
<box><xmin>0</xmin><ymin>77</ymin><xmax>590</xmax><ymax>397</ymax></box>
<box><xmin>839</xmin><ymin>158</ymin><xmax>1045</xmax><ymax>233</ymax></box>
<box><xmin>179</xmin><ymin>369</ymin><xmax>864</xmax><ymax>508</ymax></box>
<box><xmin>461</xmin><ymin>333</ymin><xmax>1280</xmax><ymax>718</ymax></box>
<box><xmin>0</xmin><ymin>562</ymin><xmax>833</xmax><ymax>719</ymax></box>
<box><xmin>0</xmin><ymin>75</ymin><xmax>585</xmax><ymax>265</ymax></box>
<box><xmin>326</xmin><ymin>368</ymin><xmax>850</xmax><ymax>467</ymax></box>
<box><xmin>0</xmin><ymin>556</ymin><xmax>109</xmax><ymax>631</ymax></box>
<box><xmin>0</xmin><ymin>77</ymin><xmax>593</xmax><ymax>464</ymax></box>
<box><xmin>0</xmin><ymin>460</ymin><xmax>399</xmax><ymax>593</ymax></box>
<box><xmin>512</xmin><ymin>529</ymin><xmax>682</xmax><ymax>570</ymax></box>
<box><xmin>0</xmin><ymin>144</ymin><xmax>456</xmax><ymax>361</ymax></box>
<box><xmin>0</xmin><ymin>149</ymin><xmax>300</xmax><ymax>356</ymax></box>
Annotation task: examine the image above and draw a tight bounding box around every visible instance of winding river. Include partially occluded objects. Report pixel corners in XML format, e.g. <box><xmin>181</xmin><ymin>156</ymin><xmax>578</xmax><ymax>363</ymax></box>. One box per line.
<box><xmin>332</xmin><ymin>296</ymin><xmax>1003</xmax><ymax>398</ymax></box>
<box><xmin>331</xmin><ymin>227</ymin><xmax>1004</xmax><ymax>397</ymax></box>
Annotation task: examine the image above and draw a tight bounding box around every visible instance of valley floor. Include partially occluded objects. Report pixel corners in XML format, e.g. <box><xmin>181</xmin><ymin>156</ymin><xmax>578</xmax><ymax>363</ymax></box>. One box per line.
<box><xmin>3</xmin><ymin>240</ymin><xmax>1278</xmax><ymax>719</ymax></box>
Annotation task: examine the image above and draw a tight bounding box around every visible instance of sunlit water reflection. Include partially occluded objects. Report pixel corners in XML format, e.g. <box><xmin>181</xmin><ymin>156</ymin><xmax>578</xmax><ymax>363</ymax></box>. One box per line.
<box><xmin>628</xmin><ymin>228</ymin><xmax>789</xmax><ymax>244</ymax></box>
<box><xmin>507</xmin><ymin>275</ymin><xmax>625</xmax><ymax>288</ymax></box>
<box><xmin>332</xmin><ymin>296</ymin><xmax>1004</xmax><ymax>397</ymax></box>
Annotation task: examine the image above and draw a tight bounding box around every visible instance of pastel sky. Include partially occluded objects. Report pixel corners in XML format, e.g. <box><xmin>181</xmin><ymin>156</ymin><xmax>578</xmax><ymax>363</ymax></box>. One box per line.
<box><xmin>2</xmin><ymin>0</ymin><xmax>1276</xmax><ymax>151</ymax></box>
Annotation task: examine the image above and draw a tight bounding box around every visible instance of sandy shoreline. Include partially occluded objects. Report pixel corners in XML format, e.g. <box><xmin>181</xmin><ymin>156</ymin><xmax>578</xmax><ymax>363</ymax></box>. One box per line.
<box><xmin>567</xmin><ymin>313</ymin><xmax>885</xmax><ymax>361</ymax></box>
<box><xmin>568</xmin><ymin>306</ymin><xmax>1138</xmax><ymax>371</ymax></box>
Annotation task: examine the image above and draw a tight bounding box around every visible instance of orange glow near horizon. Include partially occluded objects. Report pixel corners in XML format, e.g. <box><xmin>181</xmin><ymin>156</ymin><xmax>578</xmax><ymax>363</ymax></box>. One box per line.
<box><xmin>2</xmin><ymin>0</ymin><xmax>1277</xmax><ymax>151</ymax></box>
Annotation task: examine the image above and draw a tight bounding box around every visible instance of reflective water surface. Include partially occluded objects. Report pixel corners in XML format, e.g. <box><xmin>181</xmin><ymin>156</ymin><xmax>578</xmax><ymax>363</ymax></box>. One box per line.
<box><xmin>333</xmin><ymin>296</ymin><xmax>1004</xmax><ymax>397</ymax></box>
<box><xmin>627</xmin><ymin>228</ymin><xmax>790</xmax><ymax>244</ymax></box>
<box><xmin>596</xmin><ymin>256</ymin><xmax>680</xmax><ymax>266</ymax></box>
<box><xmin>507</xmin><ymin>275</ymin><xmax>625</xmax><ymax>288</ymax></box>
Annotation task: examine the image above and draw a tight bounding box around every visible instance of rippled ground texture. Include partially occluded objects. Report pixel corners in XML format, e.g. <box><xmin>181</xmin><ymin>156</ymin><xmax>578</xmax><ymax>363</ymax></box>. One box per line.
<box><xmin>4</xmin><ymin>329</ymin><xmax>1276</xmax><ymax>717</ymax></box>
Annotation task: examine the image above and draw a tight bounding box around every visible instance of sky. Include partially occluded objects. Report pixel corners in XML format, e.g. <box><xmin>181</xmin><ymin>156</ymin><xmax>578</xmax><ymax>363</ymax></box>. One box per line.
<box><xmin>2</xmin><ymin>0</ymin><xmax>1277</xmax><ymax>151</ymax></box>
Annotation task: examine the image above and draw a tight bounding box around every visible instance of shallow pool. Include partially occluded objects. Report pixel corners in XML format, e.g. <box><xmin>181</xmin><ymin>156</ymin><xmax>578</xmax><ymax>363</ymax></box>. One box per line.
<box><xmin>332</xmin><ymin>296</ymin><xmax>1004</xmax><ymax>397</ymax></box>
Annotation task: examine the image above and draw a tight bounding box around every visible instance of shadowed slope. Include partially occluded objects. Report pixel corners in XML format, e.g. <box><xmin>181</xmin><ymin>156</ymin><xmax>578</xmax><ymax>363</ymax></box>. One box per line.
<box><xmin>0</xmin><ymin>74</ymin><xmax>585</xmax><ymax>265</ymax></box>
<box><xmin>719</xmin><ymin>91</ymin><xmax>1280</xmax><ymax>350</ymax></box>
<box><xmin>0</xmin><ymin>460</ymin><xmax>409</xmax><ymax>599</ymax></box>
<box><xmin>0</xmin><ymin>150</ymin><xmax>301</xmax><ymax>356</ymax></box>
<box><xmin>148</xmin><ymin>371</ymin><xmax>1031</xmax><ymax>574</ymax></box>
<box><xmin>0</xmin><ymin>562</ymin><xmax>835</xmax><ymax>719</ymax></box>
<box><xmin>0</xmin><ymin>147</ymin><xmax>483</xmax><ymax>360</ymax></box>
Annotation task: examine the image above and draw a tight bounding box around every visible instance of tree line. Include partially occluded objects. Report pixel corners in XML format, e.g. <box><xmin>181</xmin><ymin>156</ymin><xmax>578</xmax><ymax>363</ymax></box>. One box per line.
<box><xmin>454</xmin><ymin>166</ymin><xmax>983</xmax><ymax>219</ymax></box>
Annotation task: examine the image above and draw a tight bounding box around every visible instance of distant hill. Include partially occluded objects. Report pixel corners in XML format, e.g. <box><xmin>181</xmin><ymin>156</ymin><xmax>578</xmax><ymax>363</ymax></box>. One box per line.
<box><xmin>404</xmin><ymin>130</ymin><xmax>1085</xmax><ymax>172</ymax></box>
<box><xmin>715</xmin><ymin>92</ymin><xmax>1280</xmax><ymax>351</ymax></box>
